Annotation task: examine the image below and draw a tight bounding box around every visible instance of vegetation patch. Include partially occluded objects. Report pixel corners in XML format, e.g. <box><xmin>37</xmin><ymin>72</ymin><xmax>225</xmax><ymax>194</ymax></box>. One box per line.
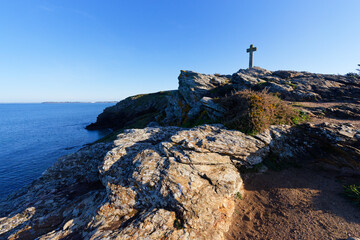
<box><xmin>346</xmin><ymin>72</ymin><xmax>360</xmax><ymax>80</ymax></box>
<box><xmin>291</xmin><ymin>110</ymin><xmax>309</xmax><ymax>124</ymax></box>
<box><xmin>219</xmin><ymin>89</ymin><xmax>306</xmax><ymax>134</ymax></box>
<box><xmin>286</xmin><ymin>81</ymin><xmax>297</xmax><ymax>89</ymax></box>
<box><xmin>235</xmin><ymin>192</ymin><xmax>243</xmax><ymax>200</ymax></box>
<box><xmin>343</xmin><ymin>184</ymin><xmax>360</xmax><ymax>207</ymax></box>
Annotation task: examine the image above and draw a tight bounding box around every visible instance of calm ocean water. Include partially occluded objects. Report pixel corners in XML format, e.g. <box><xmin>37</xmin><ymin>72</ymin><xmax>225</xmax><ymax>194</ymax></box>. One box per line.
<box><xmin>0</xmin><ymin>103</ymin><xmax>114</xmax><ymax>198</ymax></box>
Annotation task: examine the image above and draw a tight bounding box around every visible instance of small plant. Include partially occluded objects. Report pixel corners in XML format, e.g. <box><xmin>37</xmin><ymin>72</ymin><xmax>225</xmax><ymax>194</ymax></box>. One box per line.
<box><xmin>256</xmin><ymin>81</ymin><xmax>270</xmax><ymax>86</ymax></box>
<box><xmin>286</xmin><ymin>81</ymin><xmax>297</xmax><ymax>89</ymax></box>
<box><xmin>345</xmin><ymin>64</ymin><xmax>360</xmax><ymax>79</ymax></box>
<box><xmin>291</xmin><ymin>110</ymin><xmax>309</xmax><ymax>125</ymax></box>
<box><xmin>173</xmin><ymin>218</ymin><xmax>184</xmax><ymax>229</ymax></box>
<box><xmin>346</xmin><ymin>72</ymin><xmax>360</xmax><ymax>79</ymax></box>
<box><xmin>343</xmin><ymin>184</ymin><xmax>360</xmax><ymax>206</ymax></box>
<box><xmin>235</xmin><ymin>192</ymin><xmax>243</xmax><ymax>200</ymax></box>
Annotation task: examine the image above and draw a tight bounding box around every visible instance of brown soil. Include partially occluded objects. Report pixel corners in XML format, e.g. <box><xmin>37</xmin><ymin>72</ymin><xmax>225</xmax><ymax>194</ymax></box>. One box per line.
<box><xmin>291</xmin><ymin>101</ymin><xmax>360</xmax><ymax>127</ymax></box>
<box><xmin>225</xmin><ymin>101</ymin><xmax>360</xmax><ymax>239</ymax></box>
<box><xmin>292</xmin><ymin>101</ymin><xmax>353</xmax><ymax>108</ymax></box>
<box><xmin>225</xmin><ymin>162</ymin><xmax>360</xmax><ymax>240</ymax></box>
<box><xmin>308</xmin><ymin>117</ymin><xmax>360</xmax><ymax>127</ymax></box>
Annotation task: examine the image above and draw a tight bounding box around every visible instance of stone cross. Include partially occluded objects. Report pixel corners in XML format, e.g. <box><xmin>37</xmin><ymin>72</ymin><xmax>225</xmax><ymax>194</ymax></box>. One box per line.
<box><xmin>246</xmin><ymin>44</ymin><xmax>257</xmax><ymax>69</ymax></box>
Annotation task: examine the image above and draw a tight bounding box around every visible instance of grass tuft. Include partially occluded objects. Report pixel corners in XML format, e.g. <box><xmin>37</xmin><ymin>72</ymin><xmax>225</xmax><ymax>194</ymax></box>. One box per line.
<box><xmin>235</xmin><ymin>192</ymin><xmax>243</xmax><ymax>200</ymax></box>
<box><xmin>343</xmin><ymin>184</ymin><xmax>360</xmax><ymax>206</ymax></box>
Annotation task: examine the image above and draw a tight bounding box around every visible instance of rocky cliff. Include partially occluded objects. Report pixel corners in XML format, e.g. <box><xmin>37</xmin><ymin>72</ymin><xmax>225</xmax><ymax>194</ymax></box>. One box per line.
<box><xmin>86</xmin><ymin>67</ymin><xmax>360</xmax><ymax>131</ymax></box>
<box><xmin>0</xmin><ymin>67</ymin><xmax>359</xmax><ymax>239</ymax></box>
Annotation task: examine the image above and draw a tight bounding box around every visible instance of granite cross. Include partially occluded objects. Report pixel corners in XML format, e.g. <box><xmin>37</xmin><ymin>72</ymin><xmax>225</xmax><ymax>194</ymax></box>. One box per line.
<box><xmin>246</xmin><ymin>44</ymin><xmax>257</xmax><ymax>69</ymax></box>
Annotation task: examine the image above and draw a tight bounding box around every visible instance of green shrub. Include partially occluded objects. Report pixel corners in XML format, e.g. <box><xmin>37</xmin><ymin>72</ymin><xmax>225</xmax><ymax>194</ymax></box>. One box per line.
<box><xmin>219</xmin><ymin>89</ymin><xmax>303</xmax><ymax>134</ymax></box>
<box><xmin>291</xmin><ymin>110</ymin><xmax>309</xmax><ymax>125</ymax></box>
<box><xmin>235</xmin><ymin>192</ymin><xmax>243</xmax><ymax>200</ymax></box>
<box><xmin>343</xmin><ymin>184</ymin><xmax>360</xmax><ymax>206</ymax></box>
<box><xmin>286</xmin><ymin>81</ymin><xmax>297</xmax><ymax>89</ymax></box>
<box><xmin>346</xmin><ymin>72</ymin><xmax>360</xmax><ymax>79</ymax></box>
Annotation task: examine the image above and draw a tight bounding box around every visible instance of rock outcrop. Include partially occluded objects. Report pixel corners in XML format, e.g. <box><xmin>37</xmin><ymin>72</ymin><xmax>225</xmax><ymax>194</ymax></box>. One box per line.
<box><xmin>1</xmin><ymin>122</ymin><xmax>359</xmax><ymax>239</ymax></box>
<box><xmin>237</xmin><ymin>68</ymin><xmax>360</xmax><ymax>102</ymax></box>
<box><xmin>86</xmin><ymin>67</ymin><xmax>360</xmax><ymax>131</ymax></box>
<box><xmin>86</xmin><ymin>91</ymin><xmax>174</xmax><ymax>130</ymax></box>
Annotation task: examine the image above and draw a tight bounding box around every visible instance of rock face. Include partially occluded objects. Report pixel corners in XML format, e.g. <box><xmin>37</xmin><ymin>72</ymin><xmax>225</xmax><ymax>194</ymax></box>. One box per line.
<box><xmin>263</xmin><ymin>123</ymin><xmax>360</xmax><ymax>172</ymax></box>
<box><xmin>303</xmin><ymin>123</ymin><xmax>360</xmax><ymax>170</ymax></box>
<box><xmin>236</xmin><ymin>67</ymin><xmax>360</xmax><ymax>102</ymax></box>
<box><xmin>86</xmin><ymin>67</ymin><xmax>360</xmax><ymax>130</ymax></box>
<box><xmin>86</xmin><ymin>91</ymin><xmax>174</xmax><ymax>130</ymax></box>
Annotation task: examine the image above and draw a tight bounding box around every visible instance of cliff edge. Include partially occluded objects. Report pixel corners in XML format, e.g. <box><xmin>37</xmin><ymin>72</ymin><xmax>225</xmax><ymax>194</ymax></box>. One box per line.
<box><xmin>86</xmin><ymin>67</ymin><xmax>360</xmax><ymax>131</ymax></box>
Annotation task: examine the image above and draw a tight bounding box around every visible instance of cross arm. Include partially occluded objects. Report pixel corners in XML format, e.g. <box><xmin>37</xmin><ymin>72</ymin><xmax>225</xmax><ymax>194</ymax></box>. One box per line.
<box><xmin>247</xmin><ymin>47</ymin><xmax>257</xmax><ymax>52</ymax></box>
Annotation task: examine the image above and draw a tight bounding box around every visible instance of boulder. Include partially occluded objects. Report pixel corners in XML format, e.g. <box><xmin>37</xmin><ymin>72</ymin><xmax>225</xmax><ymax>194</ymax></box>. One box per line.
<box><xmin>200</xmin><ymin>97</ymin><xmax>226</xmax><ymax>120</ymax></box>
<box><xmin>178</xmin><ymin>71</ymin><xmax>230</xmax><ymax>106</ymax></box>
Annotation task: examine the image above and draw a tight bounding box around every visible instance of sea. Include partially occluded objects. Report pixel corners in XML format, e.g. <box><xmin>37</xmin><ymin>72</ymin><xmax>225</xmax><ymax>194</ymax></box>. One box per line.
<box><xmin>0</xmin><ymin>103</ymin><xmax>114</xmax><ymax>198</ymax></box>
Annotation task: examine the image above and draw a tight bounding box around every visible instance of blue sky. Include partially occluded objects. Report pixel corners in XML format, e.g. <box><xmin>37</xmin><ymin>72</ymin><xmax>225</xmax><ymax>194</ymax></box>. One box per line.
<box><xmin>0</xmin><ymin>0</ymin><xmax>359</xmax><ymax>102</ymax></box>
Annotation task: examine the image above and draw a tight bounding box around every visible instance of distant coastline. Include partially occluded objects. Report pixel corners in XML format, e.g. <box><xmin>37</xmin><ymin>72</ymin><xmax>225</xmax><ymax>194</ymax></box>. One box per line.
<box><xmin>41</xmin><ymin>101</ymin><xmax>117</xmax><ymax>104</ymax></box>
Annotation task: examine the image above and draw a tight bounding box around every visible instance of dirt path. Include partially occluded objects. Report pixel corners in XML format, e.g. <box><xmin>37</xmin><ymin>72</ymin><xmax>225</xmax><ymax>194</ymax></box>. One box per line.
<box><xmin>291</xmin><ymin>101</ymin><xmax>353</xmax><ymax>108</ymax></box>
<box><xmin>307</xmin><ymin>118</ymin><xmax>360</xmax><ymax>127</ymax></box>
<box><xmin>225</xmin><ymin>163</ymin><xmax>360</xmax><ymax>240</ymax></box>
<box><xmin>289</xmin><ymin>101</ymin><xmax>360</xmax><ymax>127</ymax></box>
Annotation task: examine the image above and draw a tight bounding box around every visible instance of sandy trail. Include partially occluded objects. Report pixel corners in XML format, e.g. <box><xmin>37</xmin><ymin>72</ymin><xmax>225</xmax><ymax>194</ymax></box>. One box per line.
<box><xmin>225</xmin><ymin>161</ymin><xmax>360</xmax><ymax>240</ymax></box>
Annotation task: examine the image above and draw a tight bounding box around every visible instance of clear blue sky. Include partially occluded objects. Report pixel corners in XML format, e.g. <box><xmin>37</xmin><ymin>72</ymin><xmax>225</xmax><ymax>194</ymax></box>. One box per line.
<box><xmin>0</xmin><ymin>0</ymin><xmax>359</xmax><ymax>102</ymax></box>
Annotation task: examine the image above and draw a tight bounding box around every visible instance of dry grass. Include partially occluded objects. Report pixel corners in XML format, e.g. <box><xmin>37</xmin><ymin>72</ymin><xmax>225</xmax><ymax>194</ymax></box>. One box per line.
<box><xmin>220</xmin><ymin>89</ymin><xmax>302</xmax><ymax>134</ymax></box>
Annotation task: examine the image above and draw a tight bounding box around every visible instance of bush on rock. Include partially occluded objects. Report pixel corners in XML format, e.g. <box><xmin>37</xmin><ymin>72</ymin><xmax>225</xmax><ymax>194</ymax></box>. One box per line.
<box><xmin>220</xmin><ymin>89</ymin><xmax>304</xmax><ymax>134</ymax></box>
